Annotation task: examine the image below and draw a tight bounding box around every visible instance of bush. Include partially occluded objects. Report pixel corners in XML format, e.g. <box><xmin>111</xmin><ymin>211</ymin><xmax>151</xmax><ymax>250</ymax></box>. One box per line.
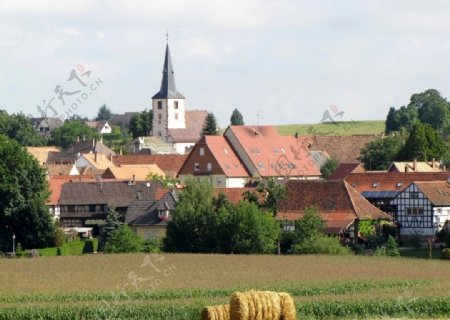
<box><xmin>436</xmin><ymin>228</ymin><xmax>450</xmax><ymax>247</ymax></box>
<box><xmin>293</xmin><ymin>234</ymin><xmax>350</xmax><ymax>255</ymax></box>
<box><xmin>142</xmin><ymin>238</ymin><xmax>161</xmax><ymax>253</ymax></box>
<box><xmin>54</xmin><ymin>227</ymin><xmax>65</xmax><ymax>247</ymax></box>
<box><xmin>442</xmin><ymin>248</ymin><xmax>450</xmax><ymax>259</ymax></box>
<box><xmin>104</xmin><ymin>226</ymin><xmax>142</xmax><ymax>253</ymax></box>
<box><xmin>385</xmin><ymin>235</ymin><xmax>400</xmax><ymax>257</ymax></box>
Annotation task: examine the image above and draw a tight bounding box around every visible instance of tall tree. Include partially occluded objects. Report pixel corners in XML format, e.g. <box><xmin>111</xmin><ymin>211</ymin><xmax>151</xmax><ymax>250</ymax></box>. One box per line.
<box><xmin>96</xmin><ymin>104</ymin><xmax>112</xmax><ymax>121</ymax></box>
<box><xmin>320</xmin><ymin>157</ymin><xmax>340</xmax><ymax>179</ymax></box>
<box><xmin>230</xmin><ymin>108</ymin><xmax>244</xmax><ymax>126</ymax></box>
<box><xmin>384</xmin><ymin>105</ymin><xmax>418</xmax><ymax>134</ymax></box>
<box><xmin>129</xmin><ymin>110</ymin><xmax>153</xmax><ymax>139</ymax></box>
<box><xmin>49</xmin><ymin>121</ymin><xmax>99</xmax><ymax>148</ymax></box>
<box><xmin>358</xmin><ymin>135</ymin><xmax>404</xmax><ymax>170</ymax></box>
<box><xmin>98</xmin><ymin>208</ymin><xmax>122</xmax><ymax>252</ymax></box>
<box><xmin>243</xmin><ymin>178</ymin><xmax>286</xmax><ymax>216</ymax></box>
<box><xmin>0</xmin><ymin>110</ymin><xmax>47</xmax><ymax>146</ymax></box>
<box><xmin>0</xmin><ymin>135</ymin><xmax>54</xmax><ymax>250</ymax></box>
<box><xmin>409</xmin><ymin>89</ymin><xmax>449</xmax><ymax>131</ymax></box>
<box><xmin>400</xmin><ymin>122</ymin><xmax>446</xmax><ymax>161</ymax></box>
<box><xmin>201</xmin><ymin>112</ymin><xmax>219</xmax><ymax>136</ymax></box>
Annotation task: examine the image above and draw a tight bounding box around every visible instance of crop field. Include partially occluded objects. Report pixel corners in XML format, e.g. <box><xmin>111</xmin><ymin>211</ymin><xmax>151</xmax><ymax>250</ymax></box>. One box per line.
<box><xmin>0</xmin><ymin>254</ymin><xmax>449</xmax><ymax>319</ymax></box>
<box><xmin>277</xmin><ymin>120</ymin><xmax>385</xmax><ymax>136</ymax></box>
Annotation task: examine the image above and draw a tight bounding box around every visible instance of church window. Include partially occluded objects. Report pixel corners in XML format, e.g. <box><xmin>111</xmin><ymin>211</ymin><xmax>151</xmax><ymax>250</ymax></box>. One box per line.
<box><xmin>158</xmin><ymin>114</ymin><xmax>162</xmax><ymax>120</ymax></box>
<box><xmin>174</xmin><ymin>113</ymin><xmax>178</xmax><ymax>120</ymax></box>
<box><xmin>157</xmin><ymin>101</ymin><xmax>162</xmax><ymax>109</ymax></box>
<box><xmin>174</xmin><ymin>101</ymin><xmax>179</xmax><ymax>109</ymax></box>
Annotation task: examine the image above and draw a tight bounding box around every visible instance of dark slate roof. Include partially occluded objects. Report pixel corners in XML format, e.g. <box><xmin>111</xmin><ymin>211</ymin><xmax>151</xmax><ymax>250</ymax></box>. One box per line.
<box><xmin>59</xmin><ymin>180</ymin><xmax>163</xmax><ymax>207</ymax></box>
<box><xmin>152</xmin><ymin>44</ymin><xmax>185</xmax><ymax>99</ymax></box>
<box><xmin>110</xmin><ymin>112</ymin><xmax>139</xmax><ymax>127</ymax></box>
<box><xmin>48</xmin><ymin>139</ymin><xmax>115</xmax><ymax>164</ymax></box>
<box><xmin>129</xmin><ymin>191</ymin><xmax>178</xmax><ymax>226</ymax></box>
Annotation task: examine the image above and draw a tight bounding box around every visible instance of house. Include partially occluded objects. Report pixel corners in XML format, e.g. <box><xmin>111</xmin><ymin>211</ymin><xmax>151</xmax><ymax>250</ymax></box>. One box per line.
<box><xmin>388</xmin><ymin>160</ymin><xmax>442</xmax><ymax>173</ymax></box>
<box><xmin>327</xmin><ymin>163</ymin><xmax>365</xmax><ymax>180</ymax></box>
<box><xmin>110</xmin><ymin>112</ymin><xmax>139</xmax><ymax>128</ymax></box>
<box><xmin>27</xmin><ymin>146</ymin><xmax>61</xmax><ymax>165</ymax></box>
<box><xmin>126</xmin><ymin>190</ymin><xmax>178</xmax><ymax>239</ymax></box>
<box><xmin>178</xmin><ymin>136</ymin><xmax>250</xmax><ymax>188</ymax></box>
<box><xmin>390</xmin><ymin>181</ymin><xmax>450</xmax><ymax>241</ymax></box>
<box><xmin>75</xmin><ymin>153</ymin><xmax>115</xmax><ymax>171</ymax></box>
<box><xmin>46</xmin><ymin>163</ymin><xmax>80</xmax><ymax>177</ymax></box>
<box><xmin>212</xmin><ymin>188</ymin><xmax>257</xmax><ymax>204</ymax></box>
<box><xmin>300</xmin><ymin>134</ymin><xmax>382</xmax><ymax>163</ymax></box>
<box><xmin>223</xmin><ymin>125</ymin><xmax>322</xmax><ymax>180</ymax></box>
<box><xmin>132</xmin><ymin>136</ymin><xmax>177</xmax><ymax>154</ymax></box>
<box><xmin>276</xmin><ymin>180</ymin><xmax>392</xmax><ymax>243</ymax></box>
<box><xmin>58</xmin><ymin>180</ymin><xmax>163</xmax><ymax>233</ymax></box>
<box><xmin>48</xmin><ymin>138</ymin><xmax>116</xmax><ymax>164</ymax></box>
<box><xmin>345</xmin><ymin>172</ymin><xmax>450</xmax><ymax>214</ymax></box>
<box><xmin>151</xmin><ymin>42</ymin><xmax>208</xmax><ymax>154</ymax></box>
<box><xmin>102</xmin><ymin>165</ymin><xmax>166</xmax><ymax>181</ymax></box>
<box><xmin>112</xmin><ymin>154</ymin><xmax>188</xmax><ymax>178</ymax></box>
<box><xmin>85</xmin><ymin>121</ymin><xmax>112</xmax><ymax>134</ymax></box>
<box><xmin>31</xmin><ymin>117</ymin><xmax>63</xmax><ymax>136</ymax></box>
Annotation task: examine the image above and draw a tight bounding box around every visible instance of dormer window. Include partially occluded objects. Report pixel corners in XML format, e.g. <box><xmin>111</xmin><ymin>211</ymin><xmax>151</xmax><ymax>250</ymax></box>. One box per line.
<box><xmin>158</xmin><ymin>210</ymin><xmax>170</xmax><ymax>221</ymax></box>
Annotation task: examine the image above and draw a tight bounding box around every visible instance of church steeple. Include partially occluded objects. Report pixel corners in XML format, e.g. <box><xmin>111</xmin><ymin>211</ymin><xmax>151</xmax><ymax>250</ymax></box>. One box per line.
<box><xmin>152</xmin><ymin>44</ymin><xmax>185</xmax><ymax>99</ymax></box>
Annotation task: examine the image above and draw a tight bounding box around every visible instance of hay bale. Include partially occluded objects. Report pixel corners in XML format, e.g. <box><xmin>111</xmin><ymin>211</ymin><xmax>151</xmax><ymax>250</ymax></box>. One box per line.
<box><xmin>201</xmin><ymin>304</ymin><xmax>230</xmax><ymax>320</ymax></box>
<box><xmin>279</xmin><ymin>292</ymin><xmax>297</xmax><ymax>320</ymax></box>
<box><xmin>230</xmin><ymin>290</ymin><xmax>287</xmax><ymax>320</ymax></box>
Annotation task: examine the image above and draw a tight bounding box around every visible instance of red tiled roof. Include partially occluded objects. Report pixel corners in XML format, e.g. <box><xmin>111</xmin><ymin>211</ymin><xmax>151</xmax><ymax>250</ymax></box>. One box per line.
<box><xmin>345</xmin><ymin>172</ymin><xmax>450</xmax><ymax>193</ymax></box>
<box><xmin>205</xmin><ymin>136</ymin><xmax>250</xmax><ymax>177</ymax></box>
<box><xmin>328</xmin><ymin>163</ymin><xmax>365</xmax><ymax>180</ymax></box>
<box><xmin>225</xmin><ymin>126</ymin><xmax>321</xmax><ymax>177</ymax></box>
<box><xmin>277</xmin><ymin>180</ymin><xmax>390</xmax><ymax>222</ymax></box>
<box><xmin>278</xmin><ymin>210</ymin><xmax>355</xmax><ymax>234</ymax></box>
<box><xmin>47</xmin><ymin>175</ymin><xmax>95</xmax><ymax>205</ymax></box>
<box><xmin>414</xmin><ymin>181</ymin><xmax>450</xmax><ymax>206</ymax></box>
<box><xmin>112</xmin><ymin>154</ymin><xmax>188</xmax><ymax>178</ymax></box>
<box><xmin>213</xmin><ymin>188</ymin><xmax>256</xmax><ymax>204</ymax></box>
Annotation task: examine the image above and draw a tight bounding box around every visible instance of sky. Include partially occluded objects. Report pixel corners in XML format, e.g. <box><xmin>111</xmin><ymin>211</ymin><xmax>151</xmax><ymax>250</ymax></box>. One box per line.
<box><xmin>1</xmin><ymin>0</ymin><xmax>450</xmax><ymax>127</ymax></box>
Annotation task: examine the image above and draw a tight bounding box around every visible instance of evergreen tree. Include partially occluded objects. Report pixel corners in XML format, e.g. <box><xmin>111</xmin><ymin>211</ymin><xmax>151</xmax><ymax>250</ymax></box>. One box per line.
<box><xmin>400</xmin><ymin>122</ymin><xmax>446</xmax><ymax>161</ymax></box>
<box><xmin>358</xmin><ymin>135</ymin><xmax>404</xmax><ymax>170</ymax></box>
<box><xmin>201</xmin><ymin>113</ymin><xmax>219</xmax><ymax>136</ymax></box>
<box><xmin>0</xmin><ymin>135</ymin><xmax>54</xmax><ymax>250</ymax></box>
<box><xmin>98</xmin><ymin>208</ymin><xmax>122</xmax><ymax>251</ymax></box>
<box><xmin>385</xmin><ymin>235</ymin><xmax>400</xmax><ymax>257</ymax></box>
<box><xmin>96</xmin><ymin>104</ymin><xmax>112</xmax><ymax>121</ymax></box>
<box><xmin>230</xmin><ymin>108</ymin><xmax>244</xmax><ymax>125</ymax></box>
<box><xmin>104</xmin><ymin>225</ymin><xmax>142</xmax><ymax>253</ymax></box>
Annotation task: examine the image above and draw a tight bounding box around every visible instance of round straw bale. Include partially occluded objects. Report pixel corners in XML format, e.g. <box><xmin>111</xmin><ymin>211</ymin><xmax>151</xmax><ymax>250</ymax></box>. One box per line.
<box><xmin>279</xmin><ymin>292</ymin><xmax>297</xmax><ymax>320</ymax></box>
<box><xmin>202</xmin><ymin>304</ymin><xmax>231</xmax><ymax>320</ymax></box>
<box><xmin>230</xmin><ymin>292</ymin><xmax>249</xmax><ymax>320</ymax></box>
<box><xmin>266</xmin><ymin>291</ymin><xmax>281</xmax><ymax>319</ymax></box>
<box><xmin>250</xmin><ymin>291</ymin><xmax>263</xmax><ymax>320</ymax></box>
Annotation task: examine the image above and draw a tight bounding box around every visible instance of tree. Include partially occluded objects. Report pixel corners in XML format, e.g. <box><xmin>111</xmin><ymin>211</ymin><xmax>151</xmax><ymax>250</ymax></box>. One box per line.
<box><xmin>230</xmin><ymin>108</ymin><xmax>244</xmax><ymax>126</ymax></box>
<box><xmin>384</xmin><ymin>105</ymin><xmax>418</xmax><ymax>134</ymax></box>
<box><xmin>232</xmin><ymin>201</ymin><xmax>279</xmax><ymax>254</ymax></box>
<box><xmin>320</xmin><ymin>157</ymin><xmax>340</xmax><ymax>179</ymax></box>
<box><xmin>0</xmin><ymin>110</ymin><xmax>47</xmax><ymax>146</ymax></box>
<box><xmin>0</xmin><ymin>135</ymin><xmax>54</xmax><ymax>250</ymax></box>
<box><xmin>201</xmin><ymin>112</ymin><xmax>219</xmax><ymax>136</ymax></box>
<box><xmin>98</xmin><ymin>208</ymin><xmax>122</xmax><ymax>252</ymax></box>
<box><xmin>399</xmin><ymin>122</ymin><xmax>446</xmax><ymax>161</ymax></box>
<box><xmin>96</xmin><ymin>104</ymin><xmax>112</xmax><ymax>121</ymax></box>
<box><xmin>294</xmin><ymin>207</ymin><xmax>325</xmax><ymax>243</ymax></box>
<box><xmin>358</xmin><ymin>135</ymin><xmax>404</xmax><ymax>170</ymax></box>
<box><xmin>104</xmin><ymin>225</ymin><xmax>142</xmax><ymax>253</ymax></box>
<box><xmin>243</xmin><ymin>178</ymin><xmax>286</xmax><ymax>216</ymax></box>
<box><xmin>409</xmin><ymin>89</ymin><xmax>449</xmax><ymax>131</ymax></box>
<box><xmin>385</xmin><ymin>235</ymin><xmax>400</xmax><ymax>257</ymax></box>
<box><xmin>50</xmin><ymin>121</ymin><xmax>99</xmax><ymax>148</ymax></box>
<box><xmin>129</xmin><ymin>110</ymin><xmax>153</xmax><ymax>139</ymax></box>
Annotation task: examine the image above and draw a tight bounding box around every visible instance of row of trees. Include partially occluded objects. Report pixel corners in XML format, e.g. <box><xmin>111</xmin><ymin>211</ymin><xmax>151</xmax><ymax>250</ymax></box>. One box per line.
<box><xmin>359</xmin><ymin>89</ymin><xmax>449</xmax><ymax>170</ymax></box>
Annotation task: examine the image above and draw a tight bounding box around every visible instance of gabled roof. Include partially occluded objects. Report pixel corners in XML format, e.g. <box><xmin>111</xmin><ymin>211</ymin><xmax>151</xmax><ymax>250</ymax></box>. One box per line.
<box><xmin>48</xmin><ymin>139</ymin><xmax>115</xmax><ymax>164</ymax></box>
<box><xmin>304</xmin><ymin>134</ymin><xmax>381</xmax><ymax>163</ymax></box>
<box><xmin>168</xmin><ymin>110</ymin><xmax>208</xmax><ymax>143</ymax></box>
<box><xmin>103</xmin><ymin>165</ymin><xmax>165</xmax><ymax>180</ymax></box>
<box><xmin>389</xmin><ymin>161</ymin><xmax>442</xmax><ymax>173</ymax></box>
<box><xmin>225</xmin><ymin>126</ymin><xmax>321</xmax><ymax>177</ymax></box>
<box><xmin>80</xmin><ymin>153</ymin><xmax>115</xmax><ymax>170</ymax></box>
<box><xmin>27</xmin><ymin>146</ymin><xmax>60</xmax><ymax>165</ymax></box>
<box><xmin>346</xmin><ymin>172</ymin><xmax>450</xmax><ymax>193</ymax></box>
<box><xmin>113</xmin><ymin>154</ymin><xmax>188</xmax><ymax>178</ymax></box>
<box><xmin>85</xmin><ymin>121</ymin><xmax>109</xmax><ymax>131</ymax></box>
<box><xmin>46</xmin><ymin>163</ymin><xmax>79</xmax><ymax>177</ymax></box>
<box><xmin>47</xmin><ymin>175</ymin><xmax>95</xmax><ymax>206</ymax></box>
<box><xmin>328</xmin><ymin>163</ymin><xmax>365</xmax><ymax>180</ymax></box>
<box><xmin>110</xmin><ymin>112</ymin><xmax>139</xmax><ymax>126</ymax></box>
<box><xmin>128</xmin><ymin>190</ymin><xmax>178</xmax><ymax>226</ymax></box>
<box><xmin>277</xmin><ymin>180</ymin><xmax>390</xmax><ymax>221</ymax></box>
<box><xmin>414</xmin><ymin>181</ymin><xmax>450</xmax><ymax>206</ymax></box>
<box><xmin>152</xmin><ymin>44</ymin><xmax>185</xmax><ymax>99</ymax></box>
<box><xmin>33</xmin><ymin>117</ymin><xmax>64</xmax><ymax>129</ymax></box>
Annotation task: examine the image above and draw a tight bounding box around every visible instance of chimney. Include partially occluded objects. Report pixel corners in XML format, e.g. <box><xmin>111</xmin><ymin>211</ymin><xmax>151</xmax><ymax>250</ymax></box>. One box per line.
<box><xmin>432</xmin><ymin>158</ymin><xmax>436</xmax><ymax>168</ymax></box>
<box><xmin>94</xmin><ymin>151</ymin><xmax>98</xmax><ymax>163</ymax></box>
<box><xmin>413</xmin><ymin>158</ymin><xmax>417</xmax><ymax>171</ymax></box>
<box><xmin>109</xmin><ymin>153</ymin><xmax>114</xmax><ymax>162</ymax></box>
<box><xmin>82</xmin><ymin>135</ymin><xmax>86</xmax><ymax>141</ymax></box>
<box><xmin>92</xmin><ymin>138</ymin><xmax>95</xmax><ymax>148</ymax></box>
<box><xmin>133</xmin><ymin>174</ymin><xmax>136</xmax><ymax>185</ymax></box>
<box><xmin>120</xmin><ymin>148</ymin><xmax>123</xmax><ymax>156</ymax></box>
<box><xmin>76</xmin><ymin>136</ymin><xmax>80</xmax><ymax>143</ymax></box>
<box><xmin>100</xmin><ymin>135</ymin><xmax>103</xmax><ymax>144</ymax></box>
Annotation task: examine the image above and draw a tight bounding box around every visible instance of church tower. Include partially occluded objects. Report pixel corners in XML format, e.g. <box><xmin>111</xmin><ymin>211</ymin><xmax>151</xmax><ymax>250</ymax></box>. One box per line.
<box><xmin>152</xmin><ymin>43</ymin><xmax>186</xmax><ymax>141</ymax></box>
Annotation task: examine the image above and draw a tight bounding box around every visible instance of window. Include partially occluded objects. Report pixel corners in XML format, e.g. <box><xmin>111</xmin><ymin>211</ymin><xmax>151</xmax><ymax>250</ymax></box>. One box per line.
<box><xmin>158</xmin><ymin>114</ymin><xmax>162</xmax><ymax>120</ymax></box>
<box><xmin>406</xmin><ymin>207</ymin><xmax>424</xmax><ymax>215</ymax></box>
<box><xmin>89</xmin><ymin>205</ymin><xmax>96</xmax><ymax>212</ymax></box>
<box><xmin>68</xmin><ymin>205</ymin><xmax>75</xmax><ymax>212</ymax></box>
<box><xmin>174</xmin><ymin>101</ymin><xmax>179</xmax><ymax>109</ymax></box>
<box><xmin>158</xmin><ymin>131</ymin><xmax>162</xmax><ymax>136</ymax></box>
<box><xmin>410</xmin><ymin>191</ymin><xmax>419</xmax><ymax>199</ymax></box>
<box><xmin>174</xmin><ymin>113</ymin><xmax>178</xmax><ymax>120</ymax></box>
<box><xmin>157</xmin><ymin>101</ymin><xmax>162</xmax><ymax>109</ymax></box>
<box><xmin>207</xmin><ymin>163</ymin><xmax>212</xmax><ymax>171</ymax></box>
<box><xmin>194</xmin><ymin>163</ymin><xmax>200</xmax><ymax>171</ymax></box>
<box><xmin>199</xmin><ymin>148</ymin><xmax>205</xmax><ymax>156</ymax></box>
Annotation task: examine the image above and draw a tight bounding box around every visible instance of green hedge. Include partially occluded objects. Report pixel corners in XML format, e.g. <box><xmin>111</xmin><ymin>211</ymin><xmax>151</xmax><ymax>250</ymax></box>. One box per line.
<box><xmin>38</xmin><ymin>239</ymin><xmax>98</xmax><ymax>257</ymax></box>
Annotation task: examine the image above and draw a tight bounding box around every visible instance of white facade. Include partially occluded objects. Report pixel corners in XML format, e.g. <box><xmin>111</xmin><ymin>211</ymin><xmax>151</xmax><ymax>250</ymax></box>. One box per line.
<box><xmin>152</xmin><ymin>98</ymin><xmax>186</xmax><ymax>141</ymax></box>
<box><xmin>174</xmin><ymin>142</ymin><xmax>194</xmax><ymax>155</ymax></box>
<box><xmin>100</xmin><ymin>122</ymin><xmax>112</xmax><ymax>134</ymax></box>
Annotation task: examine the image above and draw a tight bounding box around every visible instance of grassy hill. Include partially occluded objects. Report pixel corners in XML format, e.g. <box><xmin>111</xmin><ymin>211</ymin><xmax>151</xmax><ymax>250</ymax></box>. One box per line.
<box><xmin>277</xmin><ymin>120</ymin><xmax>385</xmax><ymax>136</ymax></box>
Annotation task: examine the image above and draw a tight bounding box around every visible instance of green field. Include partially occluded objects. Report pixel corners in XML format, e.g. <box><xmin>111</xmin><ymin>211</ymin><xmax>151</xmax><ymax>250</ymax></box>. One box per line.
<box><xmin>0</xmin><ymin>253</ymin><xmax>449</xmax><ymax>319</ymax></box>
<box><xmin>277</xmin><ymin>120</ymin><xmax>385</xmax><ymax>136</ymax></box>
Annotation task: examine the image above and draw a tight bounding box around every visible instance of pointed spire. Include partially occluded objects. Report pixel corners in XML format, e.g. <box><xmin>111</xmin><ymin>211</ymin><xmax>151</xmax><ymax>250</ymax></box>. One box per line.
<box><xmin>152</xmin><ymin>43</ymin><xmax>185</xmax><ymax>99</ymax></box>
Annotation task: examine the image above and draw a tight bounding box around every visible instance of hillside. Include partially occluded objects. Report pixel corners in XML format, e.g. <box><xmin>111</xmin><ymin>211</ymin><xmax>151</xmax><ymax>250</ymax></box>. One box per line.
<box><xmin>277</xmin><ymin>120</ymin><xmax>385</xmax><ymax>136</ymax></box>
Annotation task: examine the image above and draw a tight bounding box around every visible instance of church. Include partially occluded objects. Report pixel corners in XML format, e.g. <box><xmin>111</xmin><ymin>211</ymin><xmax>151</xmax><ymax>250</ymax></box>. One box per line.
<box><xmin>151</xmin><ymin>42</ymin><xmax>208</xmax><ymax>154</ymax></box>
